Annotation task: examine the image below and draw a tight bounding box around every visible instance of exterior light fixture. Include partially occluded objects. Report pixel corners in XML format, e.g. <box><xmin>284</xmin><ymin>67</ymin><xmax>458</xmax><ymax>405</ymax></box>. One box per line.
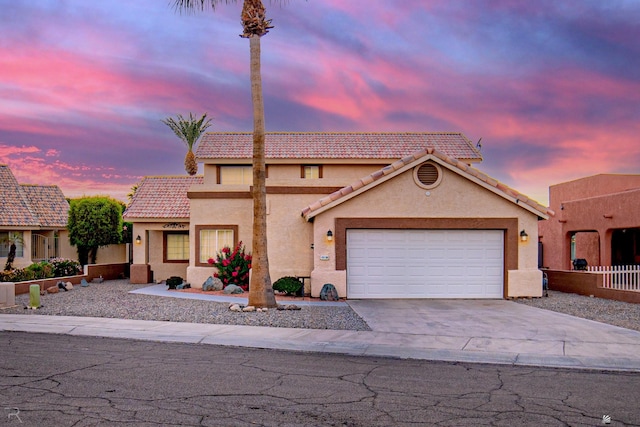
<box><xmin>520</xmin><ymin>230</ymin><xmax>528</xmax><ymax>242</ymax></box>
<box><xmin>135</xmin><ymin>235</ymin><xmax>142</xmax><ymax>245</ymax></box>
<box><xmin>326</xmin><ymin>230</ymin><xmax>333</xmax><ymax>242</ymax></box>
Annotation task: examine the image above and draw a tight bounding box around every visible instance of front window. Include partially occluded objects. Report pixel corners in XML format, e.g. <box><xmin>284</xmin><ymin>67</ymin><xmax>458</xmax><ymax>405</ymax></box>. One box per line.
<box><xmin>220</xmin><ymin>166</ymin><xmax>252</xmax><ymax>185</ymax></box>
<box><xmin>0</xmin><ymin>232</ymin><xmax>24</xmax><ymax>258</ymax></box>
<box><xmin>196</xmin><ymin>225</ymin><xmax>237</xmax><ymax>265</ymax></box>
<box><xmin>164</xmin><ymin>232</ymin><xmax>189</xmax><ymax>262</ymax></box>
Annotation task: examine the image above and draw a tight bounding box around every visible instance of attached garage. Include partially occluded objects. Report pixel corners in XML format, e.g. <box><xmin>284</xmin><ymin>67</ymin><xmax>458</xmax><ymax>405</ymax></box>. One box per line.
<box><xmin>347</xmin><ymin>229</ymin><xmax>504</xmax><ymax>299</ymax></box>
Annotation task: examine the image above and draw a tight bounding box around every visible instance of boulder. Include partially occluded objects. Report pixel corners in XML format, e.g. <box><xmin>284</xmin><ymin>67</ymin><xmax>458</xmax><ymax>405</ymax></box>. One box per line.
<box><xmin>320</xmin><ymin>283</ymin><xmax>339</xmax><ymax>301</ymax></box>
<box><xmin>80</xmin><ymin>278</ymin><xmax>89</xmax><ymax>287</ymax></box>
<box><xmin>202</xmin><ymin>276</ymin><xmax>223</xmax><ymax>291</ymax></box>
<box><xmin>65</xmin><ymin>283</ymin><xmax>73</xmax><ymax>290</ymax></box>
<box><xmin>242</xmin><ymin>305</ymin><xmax>256</xmax><ymax>312</ymax></box>
<box><xmin>46</xmin><ymin>286</ymin><xmax>59</xmax><ymax>294</ymax></box>
<box><xmin>229</xmin><ymin>304</ymin><xmax>242</xmax><ymax>312</ymax></box>
<box><xmin>223</xmin><ymin>284</ymin><xmax>244</xmax><ymax>295</ymax></box>
<box><xmin>57</xmin><ymin>281</ymin><xmax>68</xmax><ymax>292</ymax></box>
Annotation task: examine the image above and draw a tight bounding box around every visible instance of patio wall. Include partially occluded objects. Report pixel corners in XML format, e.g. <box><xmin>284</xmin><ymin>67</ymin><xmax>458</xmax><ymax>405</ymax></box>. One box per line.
<box><xmin>12</xmin><ymin>263</ymin><xmax>129</xmax><ymax>295</ymax></box>
<box><xmin>545</xmin><ymin>269</ymin><xmax>640</xmax><ymax>304</ymax></box>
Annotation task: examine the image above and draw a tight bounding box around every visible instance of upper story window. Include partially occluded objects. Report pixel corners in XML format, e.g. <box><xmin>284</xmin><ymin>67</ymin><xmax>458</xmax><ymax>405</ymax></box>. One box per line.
<box><xmin>302</xmin><ymin>165</ymin><xmax>322</xmax><ymax>179</ymax></box>
<box><xmin>0</xmin><ymin>232</ymin><xmax>24</xmax><ymax>258</ymax></box>
<box><xmin>219</xmin><ymin>166</ymin><xmax>252</xmax><ymax>185</ymax></box>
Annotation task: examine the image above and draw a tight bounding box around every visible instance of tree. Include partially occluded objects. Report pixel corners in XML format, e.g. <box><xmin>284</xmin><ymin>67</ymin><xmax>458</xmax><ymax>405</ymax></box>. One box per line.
<box><xmin>161</xmin><ymin>112</ymin><xmax>212</xmax><ymax>176</ymax></box>
<box><xmin>68</xmin><ymin>196</ymin><xmax>123</xmax><ymax>265</ymax></box>
<box><xmin>173</xmin><ymin>0</ymin><xmax>279</xmax><ymax>307</ymax></box>
<box><xmin>1</xmin><ymin>232</ymin><xmax>24</xmax><ymax>271</ymax></box>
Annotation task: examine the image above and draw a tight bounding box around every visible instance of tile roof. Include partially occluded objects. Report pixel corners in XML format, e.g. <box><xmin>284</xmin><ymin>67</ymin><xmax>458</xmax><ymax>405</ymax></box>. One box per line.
<box><xmin>123</xmin><ymin>176</ymin><xmax>203</xmax><ymax>219</ymax></box>
<box><xmin>301</xmin><ymin>148</ymin><xmax>554</xmax><ymax>220</ymax></box>
<box><xmin>0</xmin><ymin>165</ymin><xmax>69</xmax><ymax>228</ymax></box>
<box><xmin>20</xmin><ymin>185</ymin><xmax>69</xmax><ymax>227</ymax></box>
<box><xmin>196</xmin><ymin>132</ymin><xmax>482</xmax><ymax>162</ymax></box>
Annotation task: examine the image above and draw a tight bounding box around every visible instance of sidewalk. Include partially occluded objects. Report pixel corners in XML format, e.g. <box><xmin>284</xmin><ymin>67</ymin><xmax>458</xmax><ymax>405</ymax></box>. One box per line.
<box><xmin>3</xmin><ymin>298</ymin><xmax>640</xmax><ymax>372</ymax></box>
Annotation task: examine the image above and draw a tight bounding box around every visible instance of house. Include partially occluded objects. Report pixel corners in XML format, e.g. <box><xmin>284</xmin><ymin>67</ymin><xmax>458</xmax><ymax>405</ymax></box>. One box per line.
<box><xmin>539</xmin><ymin>174</ymin><xmax>640</xmax><ymax>270</ymax></box>
<box><xmin>125</xmin><ymin>132</ymin><xmax>551</xmax><ymax>299</ymax></box>
<box><xmin>0</xmin><ymin>165</ymin><xmax>73</xmax><ymax>268</ymax></box>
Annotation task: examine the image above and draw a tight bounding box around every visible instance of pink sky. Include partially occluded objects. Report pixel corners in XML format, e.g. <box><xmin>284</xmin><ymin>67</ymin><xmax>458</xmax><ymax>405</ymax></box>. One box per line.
<box><xmin>1</xmin><ymin>0</ymin><xmax>639</xmax><ymax>205</ymax></box>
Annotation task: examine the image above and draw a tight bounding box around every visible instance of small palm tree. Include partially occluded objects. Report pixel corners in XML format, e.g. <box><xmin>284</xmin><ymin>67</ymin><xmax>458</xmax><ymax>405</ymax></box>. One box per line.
<box><xmin>161</xmin><ymin>113</ymin><xmax>212</xmax><ymax>175</ymax></box>
<box><xmin>1</xmin><ymin>232</ymin><xmax>24</xmax><ymax>271</ymax></box>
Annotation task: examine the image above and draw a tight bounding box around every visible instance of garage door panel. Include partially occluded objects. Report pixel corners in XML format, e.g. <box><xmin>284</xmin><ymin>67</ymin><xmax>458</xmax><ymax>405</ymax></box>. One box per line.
<box><xmin>347</xmin><ymin>229</ymin><xmax>504</xmax><ymax>299</ymax></box>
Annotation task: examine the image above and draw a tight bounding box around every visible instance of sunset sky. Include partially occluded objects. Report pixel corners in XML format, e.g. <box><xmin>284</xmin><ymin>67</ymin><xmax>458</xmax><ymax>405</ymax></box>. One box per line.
<box><xmin>1</xmin><ymin>0</ymin><xmax>639</xmax><ymax>206</ymax></box>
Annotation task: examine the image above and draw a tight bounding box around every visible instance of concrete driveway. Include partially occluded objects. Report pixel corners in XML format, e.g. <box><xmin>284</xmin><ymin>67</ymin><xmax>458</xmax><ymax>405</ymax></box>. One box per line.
<box><xmin>347</xmin><ymin>299</ymin><xmax>640</xmax><ymax>368</ymax></box>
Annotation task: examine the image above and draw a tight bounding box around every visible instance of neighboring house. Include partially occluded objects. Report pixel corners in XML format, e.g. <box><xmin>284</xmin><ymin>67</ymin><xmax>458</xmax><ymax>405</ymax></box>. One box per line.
<box><xmin>539</xmin><ymin>174</ymin><xmax>640</xmax><ymax>270</ymax></box>
<box><xmin>0</xmin><ymin>165</ymin><xmax>74</xmax><ymax>269</ymax></box>
<box><xmin>125</xmin><ymin>132</ymin><xmax>551</xmax><ymax>299</ymax></box>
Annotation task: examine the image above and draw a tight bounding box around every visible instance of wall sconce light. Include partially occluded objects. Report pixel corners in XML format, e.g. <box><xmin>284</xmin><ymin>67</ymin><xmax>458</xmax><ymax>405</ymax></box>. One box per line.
<box><xmin>135</xmin><ymin>235</ymin><xmax>142</xmax><ymax>245</ymax></box>
<box><xmin>326</xmin><ymin>230</ymin><xmax>333</xmax><ymax>242</ymax></box>
<box><xmin>520</xmin><ymin>230</ymin><xmax>528</xmax><ymax>242</ymax></box>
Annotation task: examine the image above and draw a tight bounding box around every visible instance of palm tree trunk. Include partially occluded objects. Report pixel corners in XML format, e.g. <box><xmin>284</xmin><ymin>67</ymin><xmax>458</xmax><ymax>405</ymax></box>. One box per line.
<box><xmin>248</xmin><ymin>34</ymin><xmax>277</xmax><ymax>308</ymax></box>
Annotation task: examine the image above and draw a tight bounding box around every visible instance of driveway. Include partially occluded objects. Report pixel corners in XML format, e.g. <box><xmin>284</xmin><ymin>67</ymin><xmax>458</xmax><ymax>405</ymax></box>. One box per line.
<box><xmin>347</xmin><ymin>299</ymin><xmax>640</xmax><ymax>367</ymax></box>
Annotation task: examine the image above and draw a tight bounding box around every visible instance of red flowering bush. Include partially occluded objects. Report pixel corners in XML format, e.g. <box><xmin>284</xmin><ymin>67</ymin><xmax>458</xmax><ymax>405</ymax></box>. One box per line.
<box><xmin>207</xmin><ymin>241</ymin><xmax>252</xmax><ymax>290</ymax></box>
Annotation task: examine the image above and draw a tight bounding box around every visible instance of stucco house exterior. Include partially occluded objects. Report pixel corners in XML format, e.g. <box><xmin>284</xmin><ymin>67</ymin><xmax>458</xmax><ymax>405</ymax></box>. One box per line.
<box><xmin>0</xmin><ymin>165</ymin><xmax>74</xmax><ymax>268</ymax></box>
<box><xmin>125</xmin><ymin>132</ymin><xmax>551</xmax><ymax>299</ymax></box>
<box><xmin>539</xmin><ymin>174</ymin><xmax>640</xmax><ymax>270</ymax></box>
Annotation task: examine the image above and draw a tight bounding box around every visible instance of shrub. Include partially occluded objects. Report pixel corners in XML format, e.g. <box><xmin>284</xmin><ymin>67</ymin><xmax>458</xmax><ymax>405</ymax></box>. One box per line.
<box><xmin>25</xmin><ymin>261</ymin><xmax>53</xmax><ymax>280</ymax></box>
<box><xmin>49</xmin><ymin>258</ymin><xmax>82</xmax><ymax>277</ymax></box>
<box><xmin>273</xmin><ymin>276</ymin><xmax>303</xmax><ymax>296</ymax></box>
<box><xmin>0</xmin><ymin>268</ymin><xmax>32</xmax><ymax>282</ymax></box>
<box><xmin>207</xmin><ymin>241</ymin><xmax>251</xmax><ymax>290</ymax></box>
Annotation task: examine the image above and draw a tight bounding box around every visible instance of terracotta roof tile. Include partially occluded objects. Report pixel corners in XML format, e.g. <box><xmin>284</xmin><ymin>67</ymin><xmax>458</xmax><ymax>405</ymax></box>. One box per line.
<box><xmin>0</xmin><ymin>165</ymin><xmax>68</xmax><ymax>227</ymax></box>
<box><xmin>302</xmin><ymin>149</ymin><xmax>552</xmax><ymax>219</ymax></box>
<box><xmin>123</xmin><ymin>175</ymin><xmax>203</xmax><ymax>219</ymax></box>
<box><xmin>196</xmin><ymin>132</ymin><xmax>482</xmax><ymax>162</ymax></box>
<box><xmin>20</xmin><ymin>185</ymin><xmax>69</xmax><ymax>227</ymax></box>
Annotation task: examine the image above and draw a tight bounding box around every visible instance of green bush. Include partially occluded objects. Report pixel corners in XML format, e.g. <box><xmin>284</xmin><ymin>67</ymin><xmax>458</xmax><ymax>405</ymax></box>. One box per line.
<box><xmin>273</xmin><ymin>276</ymin><xmax>303</xmax><ymax>296</ymax></box>
<box><xmin>25</xmin><ymin>261</ymin><xmax>53</xmax><ymax>279</ymax></box>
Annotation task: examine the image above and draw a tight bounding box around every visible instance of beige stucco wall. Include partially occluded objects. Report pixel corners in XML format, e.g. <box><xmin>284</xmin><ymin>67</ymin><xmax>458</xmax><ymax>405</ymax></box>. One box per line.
<box><xmin>131</xmin><ymin>222</ymin><xmax>190</xmax><ymax>283</ymax></box>
<box><xmin>310</xmin><ymin>164</ymin><xmax>542</xmax><ymax>297</ymax></box>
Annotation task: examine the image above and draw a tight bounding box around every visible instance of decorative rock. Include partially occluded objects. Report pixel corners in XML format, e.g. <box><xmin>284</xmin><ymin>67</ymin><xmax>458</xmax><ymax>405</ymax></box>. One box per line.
<box><xmin>57</xmin><ymin>281</ymin><xmax>68</xmax><ymax>292</ymax></box>
<box><xmin>320</xmin><ymin>283</ymin><xmax>339</xmax><ymax>301</ymax></box>
<box><xmin>242</xmin><ymin>305</ymin><xmax>256</xmax><ymax>312</ymax></box>
<box><xmin>176</xmin><ymin>284</ymin><xmax>184</xmax><ymax>290</ymax></box>
<box><xmin>46</xmin><ymin>286</ymin><xmax>59</xmax><ymax>294</ymax></box>
<box><xmin>223</xmin><ymin>284</ymin><xmax>244</xmax><ymax>294</ymax></box>
<box><xmin>229</xmin><ymin>303</ymin><xmax>242</xmax><ymax>312</ymax></box>
<box><xmin>202</xmin><ymin>276</ymin><xmax>222</xmax><ymax>291</ymax></box>
<box><xmin>65</xmin><ymin>283</ymin><xmax>73</xmax><ymax>290</ymax></box>
<box><xmin>80</xmin><ymin>278</ymin><xmax>89</xmax><ymax>287</ymax></box>
<box><xmin>277</xmin><ymin>304</ymin><xmax>301</xmax><ymax>311</ymax></box>
<box><xmin>92</xmin><ymin>275</ymin><xmax>104</xmax><ymax>284</ymax></box>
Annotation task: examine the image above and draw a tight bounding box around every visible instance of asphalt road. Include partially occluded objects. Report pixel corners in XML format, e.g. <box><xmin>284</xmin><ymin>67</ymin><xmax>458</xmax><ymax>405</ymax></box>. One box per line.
<box><xmin>1</xmin><ymin>332</ymin><xmax>638</xmax><ymax>426</ymax></box>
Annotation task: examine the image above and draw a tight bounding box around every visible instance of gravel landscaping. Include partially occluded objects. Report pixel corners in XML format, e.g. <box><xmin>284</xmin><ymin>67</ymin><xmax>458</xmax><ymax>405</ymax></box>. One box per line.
<box><xmin>3</xmin><ymin>280</ymin><xmax>371</xmax><ymax>331</ymax></box>
<box><xmin>3</xmin><ymin>281</ymin><xmax>639</xmax><ymax>333</ymax></box>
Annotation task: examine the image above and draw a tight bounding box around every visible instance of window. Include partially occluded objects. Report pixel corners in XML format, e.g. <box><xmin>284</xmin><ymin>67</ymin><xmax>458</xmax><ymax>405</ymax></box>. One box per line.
<box><xmin>0</xmin><ymin>232</ymin><xmax>24</xmax><ymax>258</ymax></box>
<box><xmin>196</xmin><ymin>225</ymin><xmax>238</xmax><ymax>265</ymax></box>
<box><xmin>220</xmin><ymin>166</ymin><xmax>252</xmax><ymax>185</ymax></box>
<box><xmin>302</xmin><ymin>165</ymin><xmax>322</xmax><ymax>179</ymax></box>
<box><xmin>164</xmin><ymin>232</ymin><xmax>189</xmax><ymax>262</ymax></box>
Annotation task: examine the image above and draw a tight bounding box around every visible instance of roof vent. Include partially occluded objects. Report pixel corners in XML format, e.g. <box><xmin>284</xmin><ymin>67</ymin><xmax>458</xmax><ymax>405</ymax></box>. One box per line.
<box><xmin>414</xmin><ymin>162</ymin><xmax>442</xmax><ymax>189</ymax></box>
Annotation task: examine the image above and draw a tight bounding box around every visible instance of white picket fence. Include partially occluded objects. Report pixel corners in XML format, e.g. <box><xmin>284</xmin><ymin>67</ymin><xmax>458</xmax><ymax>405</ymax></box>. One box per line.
<box><xmin>586</xmin><ymin>265</ymin><xmax>640</xmax><ymax>291</ymax></box>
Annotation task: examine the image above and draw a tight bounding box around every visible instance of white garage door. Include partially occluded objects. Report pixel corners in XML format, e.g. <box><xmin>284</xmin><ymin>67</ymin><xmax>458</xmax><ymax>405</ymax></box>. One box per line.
<box><xmin>347</xmin><ymin>229</ymin><xmax>504</xmax><ymax>299</ymax></box>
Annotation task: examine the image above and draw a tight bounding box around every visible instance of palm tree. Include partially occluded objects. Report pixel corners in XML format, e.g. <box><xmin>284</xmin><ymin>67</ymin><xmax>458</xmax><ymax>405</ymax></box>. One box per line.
<box><xmin>161</xmin><ymin>113</ymin><xmax>212</xmax><ymax>176</ymax></box>
<box><xmin>173</xmin><ymin>0</ymin><xmax>279</xmax><ymax>308</ymax></box>
<box><xmin>1</xmin><ymin>232</ymin><xmax>24</xmax><ymax>271</ymax></box>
